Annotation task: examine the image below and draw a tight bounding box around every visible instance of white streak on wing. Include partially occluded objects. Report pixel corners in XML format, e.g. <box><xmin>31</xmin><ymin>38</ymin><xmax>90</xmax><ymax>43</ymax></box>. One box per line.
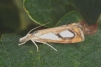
<box><xmin>39</xmin><ymin>33</ymin><xmax>60</xmax><ymax>40</ymax></box>
<box><xmin>59</xmin><ymin>30</ymin><xmax>74</xmax><ymax>38</ymax></box>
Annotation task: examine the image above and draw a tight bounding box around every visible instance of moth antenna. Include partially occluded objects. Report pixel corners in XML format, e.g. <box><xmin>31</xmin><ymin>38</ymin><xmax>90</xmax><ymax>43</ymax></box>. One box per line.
<box><xmin>37</xmin><ymin>41</ymin><xmax>57</xmax><ymax>51</ymax></box>
<box><xmin>28</xmin><ymin>22</ymin><xmax>50</xmax><ymax>34</ymax></box>
<box><xmin>31</xmin><ymin>40</ymin><xmax>39</xmax><ymax>52</ymax></box>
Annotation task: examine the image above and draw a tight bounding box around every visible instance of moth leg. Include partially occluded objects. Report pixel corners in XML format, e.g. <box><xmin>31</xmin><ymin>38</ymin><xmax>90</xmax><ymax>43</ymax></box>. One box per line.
<box><xmin>31</xmin><ymin>40</ymin><xmax>39</xmax><ymax>52</ymax></box>
<box><xmin>18</xmin><ymin>41</ymin><xmax>27</xmax><ymax>45</ymax></box>
<box><xmin>42</xmin><ymin>42</ymin><xmax>57</xmax><ymax>51</ymax></box>
<box><xmin>36</xmin><ymin>41</ymin><xmax>57</xmax><ymax>51</ymax></box>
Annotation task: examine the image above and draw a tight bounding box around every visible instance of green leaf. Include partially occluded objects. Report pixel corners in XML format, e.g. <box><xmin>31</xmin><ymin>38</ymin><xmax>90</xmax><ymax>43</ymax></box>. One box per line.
<box><xmin>24</xmin><ymin>0</ymin><xmax>101</xmax><ymax>26</ymax></box>
<box><xmin>23</xmin><ymin>0</ymin><xmax>74</xmax><ymax>26</ymax></box>
<box><xmin>0</xmin><ymin>19</ymin><xmax>101</xmax><ymax>67</ymax></box>
<box><xmin>56</xmin><ymin>10</ymin><xmax>82</xmax><ymax>26</ymax></box>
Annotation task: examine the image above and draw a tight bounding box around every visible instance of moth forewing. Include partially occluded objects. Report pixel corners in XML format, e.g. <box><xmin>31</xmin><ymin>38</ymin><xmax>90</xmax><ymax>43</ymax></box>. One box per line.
<box><xmin>33</xmin><ymin>23</ymin><xmax>84</xmax><ymax>43</ymax></box>
<box><xmin>18</xmin><ymin>23</ymin><xmax>84</xmax><ymax>51</ymax></box>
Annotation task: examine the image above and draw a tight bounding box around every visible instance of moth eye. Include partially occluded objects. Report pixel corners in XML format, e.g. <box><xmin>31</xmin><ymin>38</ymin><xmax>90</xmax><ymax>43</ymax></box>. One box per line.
<box><xmin>30</xmin><ymin>30</ymin><xmax>38</xmax><ymax>34</ymax></box>
<box><xmin>33</xmin><ymin>31</ymin><xmax>38</xmax><ymax>34</ymax></box>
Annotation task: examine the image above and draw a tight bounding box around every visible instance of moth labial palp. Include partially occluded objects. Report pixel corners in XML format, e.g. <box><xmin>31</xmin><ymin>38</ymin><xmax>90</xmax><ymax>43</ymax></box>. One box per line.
<box><xmin>18</xmin><ymin>22</ymin><xmax>85</xmax><ymax>52</ymax></box>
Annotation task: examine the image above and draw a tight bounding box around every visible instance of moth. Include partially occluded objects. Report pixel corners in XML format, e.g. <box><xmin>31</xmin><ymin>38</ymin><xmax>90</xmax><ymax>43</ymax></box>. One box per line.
<box><xmin>18</xmin><ymin>23</ymin><xmax>84</xmax><ymax>51</ymax></box>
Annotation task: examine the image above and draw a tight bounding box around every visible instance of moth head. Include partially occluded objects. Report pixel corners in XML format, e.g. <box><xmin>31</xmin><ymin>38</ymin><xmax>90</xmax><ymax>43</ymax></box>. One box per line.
<box><xmin>18</xmin><ymin>34</ymin><xmax>32</xmax><ymax>45</ymax></box>
<box><xmin>18</xmin><ymin>30</ymin><xmax>39</xmax><ymax>45</ymax></box>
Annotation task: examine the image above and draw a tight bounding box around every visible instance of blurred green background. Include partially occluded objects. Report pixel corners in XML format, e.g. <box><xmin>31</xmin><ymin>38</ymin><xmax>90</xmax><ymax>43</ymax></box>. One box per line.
<box><xmin>0</xmin><ymin>0</ymin><xmax>38</xmax><ymax>36</ymax></box>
